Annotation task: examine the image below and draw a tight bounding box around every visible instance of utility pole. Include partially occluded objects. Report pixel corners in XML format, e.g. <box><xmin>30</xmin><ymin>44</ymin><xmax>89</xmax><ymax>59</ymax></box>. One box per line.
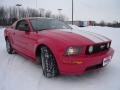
<box><xmin>16</xmin><ymin>4</ymin><xmax>22</xmax><ymax>19</ymax></box>
<box><xmin>57</xmin><ymin>9</ymin><xmax>62</xmax><ymax>20</ymax></box>
<box><xmin>36</xmin><ymin>0</ymin><xmax>37</xmax><ymax>9</ymax></box>
<box><xmin>72</xmin><ymin>0</ymin><xmax>74</xmax><ymax>25</ymax></box>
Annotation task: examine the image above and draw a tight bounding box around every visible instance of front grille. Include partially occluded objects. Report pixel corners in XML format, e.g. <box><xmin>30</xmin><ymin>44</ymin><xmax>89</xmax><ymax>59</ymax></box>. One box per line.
<box><xmin>86</xmin><ymin>42</ymin><xmax>111</xmax><ymax>55</ymax></box>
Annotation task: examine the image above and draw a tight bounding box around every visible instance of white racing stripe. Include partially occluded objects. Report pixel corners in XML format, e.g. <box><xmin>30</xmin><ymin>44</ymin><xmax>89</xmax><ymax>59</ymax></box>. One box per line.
<box><xmin>60</xmin><ymin>29</ymin><xmax>109</xmax><ymax>43</ymax></box>
<box><xmin>87</xmin><ymin>31</ymin><xmax>109</xmax><ymax>42</ymax></box>
<box><xmin>80</xmin><ymin>30</ymin><xmax>109</xmax><ymax>42</ymax></box>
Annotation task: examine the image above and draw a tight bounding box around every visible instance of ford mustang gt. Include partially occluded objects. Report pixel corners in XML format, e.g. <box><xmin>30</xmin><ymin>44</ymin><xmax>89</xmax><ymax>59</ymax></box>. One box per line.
<box><xmin>4</xmin><ymin>17</ymin><xmax>114</xmax><ymax>78</ymax></box>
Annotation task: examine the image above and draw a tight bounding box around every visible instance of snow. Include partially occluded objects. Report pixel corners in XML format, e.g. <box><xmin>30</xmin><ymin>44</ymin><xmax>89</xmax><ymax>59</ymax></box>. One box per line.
<box><xmin>0</xmin><ymin>26</ymin><xmax>120</xmax><ymax>90</ymax></box>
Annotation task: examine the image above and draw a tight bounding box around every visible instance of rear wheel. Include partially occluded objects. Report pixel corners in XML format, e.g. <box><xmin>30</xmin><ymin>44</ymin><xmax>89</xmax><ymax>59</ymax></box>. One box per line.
<box><xmin>40</xmin><ymin>46</ymin><xmax>59</xmax><ymax>78</ymax></box>
<box><xmin>6</xmin><ymin>39</ymin><xmax>13</xmax><ymax>54</ymax></box>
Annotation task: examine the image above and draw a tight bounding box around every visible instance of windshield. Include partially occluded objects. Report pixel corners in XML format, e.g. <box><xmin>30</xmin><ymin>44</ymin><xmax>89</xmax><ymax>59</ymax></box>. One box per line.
<box><xmin>31</xmin><ymin>19</ymin><xmax>72</xmax><ymax>31</ymax></box>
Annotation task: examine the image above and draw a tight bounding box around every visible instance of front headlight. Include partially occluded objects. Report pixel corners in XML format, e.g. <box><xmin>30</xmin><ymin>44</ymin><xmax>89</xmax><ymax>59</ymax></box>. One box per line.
<box><xmin>88</xmin><ymin>46</ymin><xmax>93</xmax><ymax>53</ymax></box>
<box><xmin>65</xmin><ymin>46</ymin><xmax>81</xmax><ymax>56</ymax></box>
<box><xmin>107</xmin><ymin>42</ymin><xmax>110</xmax><ymax>48</ymax></box>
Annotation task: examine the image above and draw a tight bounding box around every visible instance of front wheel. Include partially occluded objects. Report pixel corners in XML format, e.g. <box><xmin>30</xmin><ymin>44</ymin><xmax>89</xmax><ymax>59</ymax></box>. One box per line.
<box><xmin>6</xmin><ymin>39</ymin><xmax>13</xmax><ymax>54</ymax></box>
<box><xmin>40</xmin><ymin>46</ymin><xmax>59</xmax><ymax>78</ymax></box>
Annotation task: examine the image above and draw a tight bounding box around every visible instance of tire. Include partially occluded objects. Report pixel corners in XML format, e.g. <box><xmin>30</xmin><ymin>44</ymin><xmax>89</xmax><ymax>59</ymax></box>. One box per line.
<box><xmin>40</xmin><ymin>46</ymin><xmax>59</xmax><ymax>78</ymax></box>
<box><xmin>6</xmin><ymin>39</ymin><xmax>13</xmax><ymax>54</ymax></box>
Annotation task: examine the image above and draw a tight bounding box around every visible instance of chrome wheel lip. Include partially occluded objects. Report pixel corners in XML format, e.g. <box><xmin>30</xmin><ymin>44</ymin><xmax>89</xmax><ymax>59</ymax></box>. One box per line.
<box><xmin>41</xmin><ymin>53</ymin><xmax>45</xmax><ymax>71</ymax></box>
<box><xmin>41</xmin><ymin>47</ymin><xmax>49</xmax><ymax>72</ymax></box>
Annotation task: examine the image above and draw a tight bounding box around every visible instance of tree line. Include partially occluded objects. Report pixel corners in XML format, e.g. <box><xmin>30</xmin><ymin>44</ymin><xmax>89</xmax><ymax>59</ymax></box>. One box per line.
<box><xmin>95</xmin><ymin>20</ymin><xmax>120</xmax><ymax>28</ymax></box>
<box><xmin>0</xmin><ymin>6</ymin><xmax>68</xmax><ymax>26</ymax></box>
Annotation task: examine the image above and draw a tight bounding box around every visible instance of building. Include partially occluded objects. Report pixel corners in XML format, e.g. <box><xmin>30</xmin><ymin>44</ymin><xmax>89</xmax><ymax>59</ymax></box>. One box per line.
<box><xmin>66</xmin><ymin>20</ymin><xmax>95</xmax><ymax>27</ymax></box>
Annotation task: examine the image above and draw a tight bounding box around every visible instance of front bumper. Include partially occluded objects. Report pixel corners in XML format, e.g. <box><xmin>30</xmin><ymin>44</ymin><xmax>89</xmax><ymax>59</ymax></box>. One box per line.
<box><xmin>58</xmin><ymin>48</ymin><xmax>114</xmax><ymax>75</ymax></box>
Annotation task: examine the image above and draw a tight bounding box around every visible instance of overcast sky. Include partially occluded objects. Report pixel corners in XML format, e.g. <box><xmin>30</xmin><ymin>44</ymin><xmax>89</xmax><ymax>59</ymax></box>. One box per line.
<box><xmin>1</xmin><ymin>0</ymin><xmax>120</xmax><ymax>22</ymax></box>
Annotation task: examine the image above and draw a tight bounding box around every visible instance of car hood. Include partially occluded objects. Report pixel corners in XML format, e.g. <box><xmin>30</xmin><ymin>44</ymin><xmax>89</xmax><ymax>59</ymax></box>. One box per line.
<box><xmin>39</xmin><ymin>29</ymin><xmax>110</xmax><ymax>46</ymax></box>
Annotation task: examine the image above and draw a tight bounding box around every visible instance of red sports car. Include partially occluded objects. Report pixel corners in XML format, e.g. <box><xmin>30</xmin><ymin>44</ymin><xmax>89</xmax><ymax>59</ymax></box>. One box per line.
<box><xmin>4</xmin><ymin>17</ymin><xmax>114</xmax><ymax>78</ymax></box>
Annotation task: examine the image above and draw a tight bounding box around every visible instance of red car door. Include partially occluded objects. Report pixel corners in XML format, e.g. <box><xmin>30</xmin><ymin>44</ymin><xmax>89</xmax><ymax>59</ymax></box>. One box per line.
<box><xmin>13</xmin><ymin>20</ymin><xmax>37</xmax><ymax>59</ymax></box>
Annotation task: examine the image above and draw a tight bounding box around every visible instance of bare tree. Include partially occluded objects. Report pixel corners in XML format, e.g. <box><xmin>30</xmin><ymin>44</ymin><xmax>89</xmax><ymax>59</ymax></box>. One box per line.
<box><xmin>0</xmin><ymin>6</ymin><xmax>68</xmax><ymax>26</ymax></box>
<box><xmin>39</xmin><ymin>8</ymin><xmax>45</xmax><ymax>17</ymax></box>
<box><xmin>45</xmin><ymin>10</ymin><xmax>52</xmax><ymax>18</ymax></box>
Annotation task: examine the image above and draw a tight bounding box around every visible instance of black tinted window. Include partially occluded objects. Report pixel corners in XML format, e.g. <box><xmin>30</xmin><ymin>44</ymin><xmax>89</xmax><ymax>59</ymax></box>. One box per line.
<box><xmin>31</xmin><ymin>19</ymin><xmax>71</xmax><ymax>31</ymax></box>
<box><xmin>16</xmin><ymin>20</ymin><xmax>29</xmax><ymax>31</ymax></box>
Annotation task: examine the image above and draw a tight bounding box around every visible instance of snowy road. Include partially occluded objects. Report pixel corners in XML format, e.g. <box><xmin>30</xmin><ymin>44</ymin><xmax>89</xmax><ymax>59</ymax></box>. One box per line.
<box><xmin>0</xmin><ymin>27</ymin><xmax>120</xmax><ymax>90</ymax></box>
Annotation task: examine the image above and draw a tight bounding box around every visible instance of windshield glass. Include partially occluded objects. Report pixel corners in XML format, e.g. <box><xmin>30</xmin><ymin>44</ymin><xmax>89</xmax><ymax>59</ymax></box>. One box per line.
<box><xmin>31</xmin><ymin>19</ymin><xmax>72</xmax><ymax>31</ymax></box>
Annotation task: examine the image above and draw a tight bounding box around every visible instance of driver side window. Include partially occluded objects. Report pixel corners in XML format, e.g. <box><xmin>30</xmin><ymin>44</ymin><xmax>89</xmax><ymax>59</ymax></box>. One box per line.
<box><xmin>16</xmin><ymin>20</ymin><xmax>29</xmax><ymax>31</ymax></box>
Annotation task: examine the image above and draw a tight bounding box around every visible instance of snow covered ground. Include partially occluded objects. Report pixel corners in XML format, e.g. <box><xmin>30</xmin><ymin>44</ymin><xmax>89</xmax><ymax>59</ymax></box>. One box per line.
<box><xmin>0</xmin><ymin>26</ymin><xmax>120</xmax><ymax>90</ymax></box>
